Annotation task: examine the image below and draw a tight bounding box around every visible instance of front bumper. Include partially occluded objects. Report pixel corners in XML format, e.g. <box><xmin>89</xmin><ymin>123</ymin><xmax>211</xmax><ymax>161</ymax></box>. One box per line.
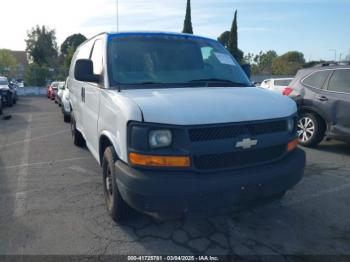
<box><xmin>0</xmin><ymin>90</ymin><xmax>12</xmax><ymax>104</ymax></box>
<box><xmin>115</xmin><ymin>148</ymin><xmax>305</xmax><ymax>218</ymax></box>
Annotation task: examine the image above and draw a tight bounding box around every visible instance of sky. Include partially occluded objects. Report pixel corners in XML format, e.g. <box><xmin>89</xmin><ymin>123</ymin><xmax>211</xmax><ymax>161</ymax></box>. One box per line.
<box><xmin>0</xmin><ymin>0</ymin><xmax>349</xmax><ymax>61</ymax></box>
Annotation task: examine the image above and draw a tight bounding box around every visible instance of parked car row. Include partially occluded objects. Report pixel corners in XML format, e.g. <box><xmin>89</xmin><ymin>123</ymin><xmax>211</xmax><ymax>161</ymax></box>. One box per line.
<box><xmin>0</xmin><ymin>76</ymin><xmax>18</xmax><ymax>115</ymax></box>
<box><xmin>47</xmin><ymin>80</ymin><xmax>71</xmax><ymax>122</ymax></box>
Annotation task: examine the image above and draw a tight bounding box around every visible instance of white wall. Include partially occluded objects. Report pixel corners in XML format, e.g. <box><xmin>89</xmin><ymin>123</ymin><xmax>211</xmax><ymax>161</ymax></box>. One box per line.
<box><xmin>17</xmin><ymin>87</ymin><xmax>46</xmax><ymax>96</ymax></box>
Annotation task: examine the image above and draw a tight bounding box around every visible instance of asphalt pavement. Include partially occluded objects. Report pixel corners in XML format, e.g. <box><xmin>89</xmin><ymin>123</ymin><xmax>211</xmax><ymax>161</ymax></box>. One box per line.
<box><xmin>0</xmin><ymin>97</ymin><xmax>350</xmax><ymax>256</ymax></box>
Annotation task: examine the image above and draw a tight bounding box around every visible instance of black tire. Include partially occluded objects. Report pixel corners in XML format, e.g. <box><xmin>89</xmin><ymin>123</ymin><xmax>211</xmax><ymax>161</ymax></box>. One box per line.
<box><xmin>70</xmin><ymin>114</ymin><xmax>85</xmax><ymax>147</ymax></box>
<box><xmin>297</xmin><ymin>113</ymin><xmax>325</xmax><ymax>147</ymax></box>
<box><xmin>63</xmin><ymin>113</ymin><xmax>70</xmax><ymax>123</ymax></box>
<box><xmin>102</xmin><ymin>146</ymin><xmax>130</xmax><ymax>222</ymax></box>
<box><xmin>13</xmin><ymin>98</ymin><xmax>17</xmax><ymax>104</ymax></box>
<box><xmin>0</xmin><ymin>103</ymin><xmax>3</xmax><ymax>115</ymax></box>
<box><xmin>7</xmin><ymin>94</ymin><xmax>13</xmax><ymax>107</ymax></box>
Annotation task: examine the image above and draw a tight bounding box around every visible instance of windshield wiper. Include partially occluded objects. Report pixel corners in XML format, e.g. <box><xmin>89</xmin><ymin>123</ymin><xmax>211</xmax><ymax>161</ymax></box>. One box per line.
<box><xmin>189</xmin><ymin>78</ymin><xmax>248</xmax><ymax>87</ymax></box>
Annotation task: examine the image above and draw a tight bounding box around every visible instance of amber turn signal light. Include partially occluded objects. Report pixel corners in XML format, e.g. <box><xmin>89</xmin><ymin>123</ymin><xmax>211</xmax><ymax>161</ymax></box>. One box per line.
<box><xmin>129</xmin><ymin>153</ymin><xmax>190</xmax><ymax>167</ymax></box>
<box><xmin>287</xmin><ymin>138</ymin><xmax>299</xmax><ymax>152</ymax></box>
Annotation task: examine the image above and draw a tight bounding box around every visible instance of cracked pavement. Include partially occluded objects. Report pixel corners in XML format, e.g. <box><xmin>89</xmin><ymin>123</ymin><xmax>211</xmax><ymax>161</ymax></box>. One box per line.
<box><xmin>0</xmin><ymin>97</ymin><xmax>350</xmax><ymax>256</ymax></box>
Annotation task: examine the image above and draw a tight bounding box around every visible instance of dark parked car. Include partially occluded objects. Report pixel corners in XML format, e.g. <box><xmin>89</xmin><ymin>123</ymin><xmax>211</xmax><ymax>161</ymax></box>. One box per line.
<box><xmin>0</xmin><ymin>93</ymin><xmax>3</xmax><ymax>115</ymax></box>
<box><xmin>283</xmin><ymin>64</ymin><xmax>350</xmax><ymax>147</ymax></box>
<box><xmin>0</xmin><ymin>76</ymin><xmax>15</xmax><ymax>107</ymax></box>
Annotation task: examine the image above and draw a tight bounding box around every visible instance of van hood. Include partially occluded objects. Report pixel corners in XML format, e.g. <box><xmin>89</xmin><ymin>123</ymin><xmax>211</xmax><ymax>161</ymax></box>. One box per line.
<box><xmin>122</xmin><ymin>87</ymin><xmax>297</xmax><ymax>125</ymax></box>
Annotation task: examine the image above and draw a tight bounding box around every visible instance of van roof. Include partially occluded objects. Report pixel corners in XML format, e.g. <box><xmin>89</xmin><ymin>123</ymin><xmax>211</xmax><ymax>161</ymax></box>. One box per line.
<box><xmin>87</xmin><ymin>31</ymin><xmax>216</xmax><ymax>43</ymax></box>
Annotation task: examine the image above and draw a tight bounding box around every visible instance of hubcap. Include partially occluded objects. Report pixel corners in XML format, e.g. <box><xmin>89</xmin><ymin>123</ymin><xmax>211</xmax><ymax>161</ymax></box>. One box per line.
<box><xmin>105</xmin><ymin>166</ymin><xmax>113</xmax><ymax>198</ymax></box>
<box><xmin>297</xmin><ymin>117</ymin><xmax>315</xmax><ymax>142</ymax></box>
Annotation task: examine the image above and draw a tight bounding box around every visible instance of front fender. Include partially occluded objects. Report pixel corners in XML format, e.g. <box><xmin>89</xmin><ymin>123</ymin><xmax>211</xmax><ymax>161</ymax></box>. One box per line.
<box><xmin>99</xmin><ymin>130</ymin><xmax>122</xmax><ymax>164</ymax></box>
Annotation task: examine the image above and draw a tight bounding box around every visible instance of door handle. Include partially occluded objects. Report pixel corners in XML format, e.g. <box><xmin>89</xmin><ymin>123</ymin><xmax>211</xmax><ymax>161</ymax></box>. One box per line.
<box><xmin>81</xmin><ymin>87</ymin><xmax>85</xmax><ymax>102</ymax></box>
<box><xmin>316</xmin><ymin>95</ymin><xmax>328</xmax><ymax>101</ymax></box>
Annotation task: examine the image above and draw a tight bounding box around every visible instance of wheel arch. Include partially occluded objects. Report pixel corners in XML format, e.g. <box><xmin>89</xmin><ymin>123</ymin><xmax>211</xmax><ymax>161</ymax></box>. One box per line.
<box><xmin>99</xmin><ymin>131</ymin><xmax>120</xmax><ymax>166</ymax></box>
<box><xmin>299</xmin><ymin>106</ymin><xmax>328</xmax><ymax>132</ymax></box>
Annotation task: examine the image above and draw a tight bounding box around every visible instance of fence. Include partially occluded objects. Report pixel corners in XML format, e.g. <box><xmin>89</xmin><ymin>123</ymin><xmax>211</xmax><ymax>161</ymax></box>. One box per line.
<box><xmin>17</xmin><ymin>87</ymin><xmax>47</xmax><ymax>96</ymax></box>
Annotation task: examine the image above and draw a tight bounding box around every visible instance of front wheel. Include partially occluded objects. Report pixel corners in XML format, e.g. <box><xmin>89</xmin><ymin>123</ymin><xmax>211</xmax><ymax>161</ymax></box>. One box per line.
<box><xmin>63</xmin><ymin>113</ymin><xmax>70</xmax><ymax>123</ymax></box>
<box><xmin>297</xmin><ymin>113</ymin><xmax>325</xmax><ymax>147</ymax></box>
<box><xmin>102</xmin><ymin>146</ymin><xmax>130</xmax><ymax>222</ymax></box>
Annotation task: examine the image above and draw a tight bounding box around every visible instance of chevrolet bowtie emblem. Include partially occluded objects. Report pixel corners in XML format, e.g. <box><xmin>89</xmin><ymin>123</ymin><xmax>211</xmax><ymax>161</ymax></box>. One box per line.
<box><xmin>235</xmin><ymin>138</ymin><xmax>258</xmax><ymax>149</ymax></box>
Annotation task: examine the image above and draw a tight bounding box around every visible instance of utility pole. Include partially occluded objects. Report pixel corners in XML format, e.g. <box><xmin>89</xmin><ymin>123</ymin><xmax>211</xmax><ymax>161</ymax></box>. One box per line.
<box><xmin>329</xmin><ymin>49</ymin><xmax>337</xmax><ymax>62</ymax></box>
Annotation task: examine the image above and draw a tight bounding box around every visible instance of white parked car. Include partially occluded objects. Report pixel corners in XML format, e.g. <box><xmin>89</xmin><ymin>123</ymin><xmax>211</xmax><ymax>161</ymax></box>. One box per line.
<box><xmin>61</xmin><ymin>80</ymin><xmax>71</xmax><ymax>123</ymax></box>
<box><xmin>55</xmin><ymin>81</ymin><xmax>66</xmax><ymax>105</ymax></box>
<box><xmin>68</xmin><ymin>32</ymin><xmax>305</xmax><ymax>222</ymax></box>
<box><xmin>260</xmin><ymin>78</ymin><xmax>294</xmax><ymax>94</ymax></box>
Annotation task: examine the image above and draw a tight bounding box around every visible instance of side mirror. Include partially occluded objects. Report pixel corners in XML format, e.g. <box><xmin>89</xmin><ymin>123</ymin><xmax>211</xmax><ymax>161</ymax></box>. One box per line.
<box><xmin>74</xmin><ymin>59</ymin><xmax>100</xmax><ymax>83</ymax></box>
<box><xmin>241</xmin><ymin>64</ymin><xmax>251</xmax><ymax>80</ymax></box>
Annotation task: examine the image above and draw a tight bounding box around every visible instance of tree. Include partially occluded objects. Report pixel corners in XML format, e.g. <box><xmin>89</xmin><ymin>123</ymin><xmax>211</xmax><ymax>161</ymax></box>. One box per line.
<box><xmin>217</xmin><ymin>31</ymin><xmax>230</xmax><ymax>48</ymax></box>
<box><xmin>25</xmin><ymin>25</ymin><xmax>58</xmax><ymax>66</ymax></box>
<box><xmin>60</xmin><ymin>34</ymin><xmax>87</xmax><ymax>74</ymax></box>
<box><xmin>182</xmin><ymin>0</ymin><xmax>193</xmax><ymax>34</ymax></box>
<box><xmin>253</xmin><ymin>50</ymin><xmax>278</xmax><ymax>74</ymax></box>
<box><xmin>0</xmin><ymin>49</ymin><xmax>18</xmax><ymax>78</ymax></box>
<box><xmin>227</xmin><ymin>10</ymin><xmax>243</xmax><ymax>63</ymax></box>
<box><xmin>243</xmin><ymin>53</ymin><xmax>255</xmax><ymax>64</ymax></box>
<box><xmin>24</xmin><ymin>63</ymin><xmax>50</xmax><ymax>86</ymax></box>
<box><xmin>60</xmin><ymin>33</ymin><xmax>87</xmax><ymax>57</ymax></box>
<box><xmin>272</xmin><ymin>51</ymin><xmax>305</xmax><ymax>75</ymax></box>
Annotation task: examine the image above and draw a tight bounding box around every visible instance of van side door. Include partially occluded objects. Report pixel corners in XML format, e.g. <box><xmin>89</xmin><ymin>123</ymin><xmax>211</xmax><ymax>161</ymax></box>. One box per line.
<box><xmin>82</xmin><ymin>38</ymin><xmax>105</xmax><ymax>159</ymax></box>
<box><xmin>69</xmin><ymin>40</ymin><xmax>94</xmax><ymax>134</ymax></box>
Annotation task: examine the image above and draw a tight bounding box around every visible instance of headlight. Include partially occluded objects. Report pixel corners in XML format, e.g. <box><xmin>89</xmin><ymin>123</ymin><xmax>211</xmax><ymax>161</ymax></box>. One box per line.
<box><xmin>149</xmin><ymin>129</ymin><xmax>172</xmax><ymax>148</ymax></box>
<box><xmin>287</xmin><ymin>118</ymin><xmax>295</xmax><ymax>133</ymax></box>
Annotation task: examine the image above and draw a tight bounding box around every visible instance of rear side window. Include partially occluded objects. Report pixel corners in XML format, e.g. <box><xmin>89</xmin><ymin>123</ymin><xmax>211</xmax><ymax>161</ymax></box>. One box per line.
<box><xmin>90</xmin><ymin>40</ymin><xmax>104</xmax><ymax>75</ymax></box>
<box><xmin>275</xmin><ymin>79</ymin><xmax>292</xmax><ymax>86</ymax></box>
<box><xmin>328</xmin><ymin>69</ymin><xmax>350</xmax><ymax>93</ymax></box>
<box><xmin>302</xmin><ymin>70</ymin><xmax>330</xmax><ymax>89</ymax></box>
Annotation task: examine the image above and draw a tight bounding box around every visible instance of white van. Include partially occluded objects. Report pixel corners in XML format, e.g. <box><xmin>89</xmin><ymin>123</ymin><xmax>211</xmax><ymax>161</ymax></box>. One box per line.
<box><xmin>68</xmin><ymin>32</ymin><xmax>305</xmax><ymax>221</ymax></box>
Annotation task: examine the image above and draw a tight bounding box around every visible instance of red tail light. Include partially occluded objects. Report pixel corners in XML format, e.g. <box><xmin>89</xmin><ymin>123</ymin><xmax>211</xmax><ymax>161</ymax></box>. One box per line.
<box><xmin>283</xmin><ymin>87</ymin><xmax>293</xmax><ymax>96</ymax></box>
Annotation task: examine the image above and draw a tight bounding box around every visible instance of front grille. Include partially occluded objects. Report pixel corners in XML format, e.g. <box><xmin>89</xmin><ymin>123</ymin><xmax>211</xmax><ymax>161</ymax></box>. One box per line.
<box><xmin>193</xmin><ymin>145</ymin><xmax>286</xmax><ymax>170</ymax></box>
<box><xmin>189</xmin><ymin>120</ymin><xmax>287</xmax><ymax>142</ymax></box>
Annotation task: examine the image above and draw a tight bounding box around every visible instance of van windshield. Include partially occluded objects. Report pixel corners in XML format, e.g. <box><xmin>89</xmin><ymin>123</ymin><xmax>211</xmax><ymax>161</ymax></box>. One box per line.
<box><xmin>107</xmin><ymin>35</ymin><xmax>251</xmax><ymax>88</ymax></box>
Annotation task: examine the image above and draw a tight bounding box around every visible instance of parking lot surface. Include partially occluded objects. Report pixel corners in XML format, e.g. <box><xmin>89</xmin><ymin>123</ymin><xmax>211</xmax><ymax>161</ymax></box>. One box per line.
<box><xmin>0</xmin><ymin>97</ymin><xmax>350</xmax><ymax>256</ymax></box>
